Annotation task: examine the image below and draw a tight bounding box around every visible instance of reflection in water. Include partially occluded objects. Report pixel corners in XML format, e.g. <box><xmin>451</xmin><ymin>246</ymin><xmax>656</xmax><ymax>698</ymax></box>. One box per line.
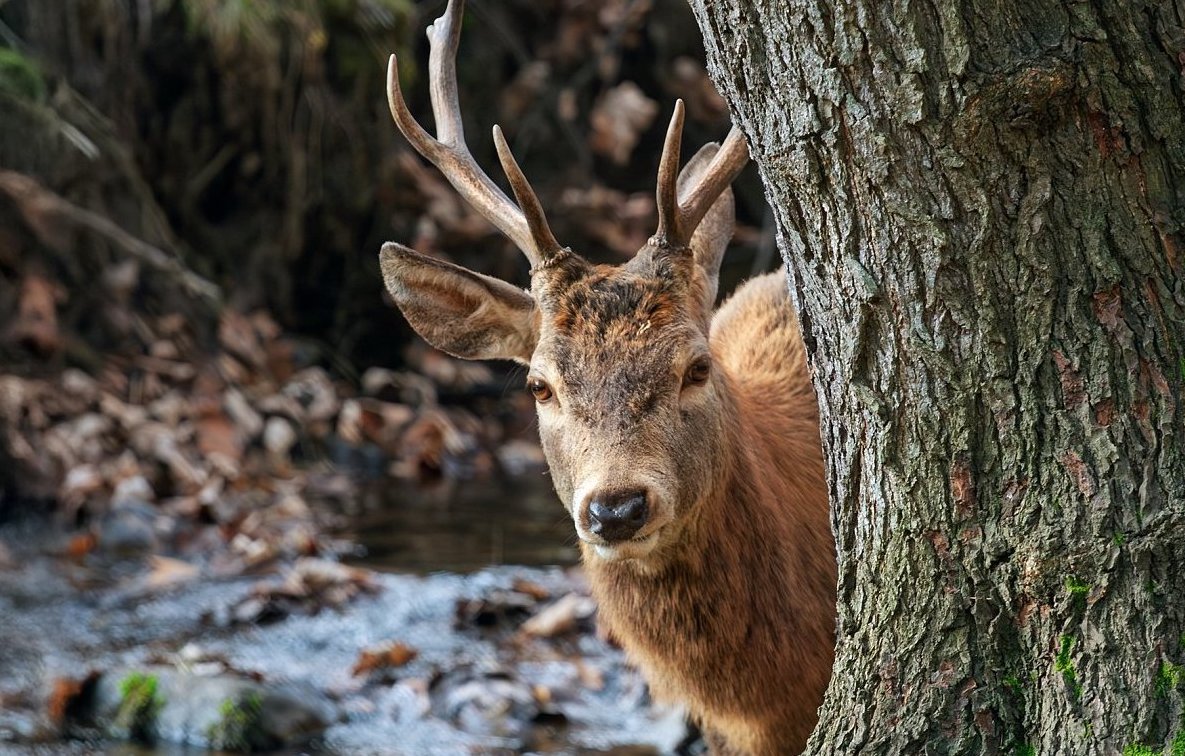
<box><xmin>344</xmin><ymin>475</ymin><xmax>580</xmax><ymax>573</ymax></box>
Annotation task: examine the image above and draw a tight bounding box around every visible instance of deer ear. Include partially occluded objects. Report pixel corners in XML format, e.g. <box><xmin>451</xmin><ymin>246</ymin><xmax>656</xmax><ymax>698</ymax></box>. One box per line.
<box><xmin>678</xmin><ymin>143</ymin><xmax>736</xmax><ymax>305</ymax></box>
<box><xmin>379</xmin><ymin>243</ymin><xmax>538</xmax><ymax>363</ymax></box>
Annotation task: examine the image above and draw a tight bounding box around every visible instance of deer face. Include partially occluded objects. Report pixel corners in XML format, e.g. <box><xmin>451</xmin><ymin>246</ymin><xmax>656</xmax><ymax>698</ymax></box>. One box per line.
<box><xmin>380</xmin><ymin>0</ymin><xmax>747</xmax><ymax>565</ymax></box>
<box><xmin>525</xmin><ymin>255</ymin><xmax>731</xmax><ymax>562</ymax></box>
<box><xmin>380</xmin><ymin>161</ymin><xmax>736</xmax><ymax>564</ymax></box>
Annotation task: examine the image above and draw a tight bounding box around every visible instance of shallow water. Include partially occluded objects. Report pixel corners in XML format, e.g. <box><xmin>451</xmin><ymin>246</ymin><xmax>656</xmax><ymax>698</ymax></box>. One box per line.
<box><xmin>343</xmin><ymin>476</ymin><xmax>579</xmax><ymax>573</ymax></box>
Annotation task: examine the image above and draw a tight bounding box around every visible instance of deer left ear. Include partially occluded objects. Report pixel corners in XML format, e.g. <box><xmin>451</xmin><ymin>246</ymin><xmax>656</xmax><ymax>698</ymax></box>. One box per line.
<box><xmin>379</xmin><ymin>243</ymin><xmax>538</xmax><ymax>363</ymax></box>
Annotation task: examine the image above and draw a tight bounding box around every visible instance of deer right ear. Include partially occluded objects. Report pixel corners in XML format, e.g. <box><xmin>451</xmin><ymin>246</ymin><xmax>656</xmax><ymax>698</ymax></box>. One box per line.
<box><xmin>379</xmin><ymin>243</ymin><xmax>538</xmax><ymax>363</ymax></box>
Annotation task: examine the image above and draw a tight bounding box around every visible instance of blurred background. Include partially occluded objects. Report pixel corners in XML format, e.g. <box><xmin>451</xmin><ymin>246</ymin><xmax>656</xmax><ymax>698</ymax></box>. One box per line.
<box><xmin>0</xmin><ymin>0</ymin><xmax>772</xmax><ymax>752</ymax></box>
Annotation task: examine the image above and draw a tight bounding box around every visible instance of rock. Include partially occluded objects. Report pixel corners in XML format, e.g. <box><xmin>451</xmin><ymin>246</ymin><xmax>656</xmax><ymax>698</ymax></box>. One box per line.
<box><xmin>434</xmin><ymin>668</ymin><xmax>536</xmax><ymax>739</ymax></box>
<box><xmin>112</xmin><ymin>475</ymin><xmax>153</xmax><ymax>505</ymax></box>
<box><xmin>86</xmin><ymin>667</ymin><xmax>333</xmax><ymax>750</ymax></box>
<box><xmin>97</xmin><ymin>500</ymin><xmax>159</xmax><ymax>556</ymax></box>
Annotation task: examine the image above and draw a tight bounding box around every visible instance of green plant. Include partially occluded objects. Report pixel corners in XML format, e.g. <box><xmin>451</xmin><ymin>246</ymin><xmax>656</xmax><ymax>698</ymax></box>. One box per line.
<box><xmin>205</xmin><ymin>692</ymin><xmax>264</xmax><ymax>751</ymax></box>
<box><xmin>0</xmin><ymin>47</ymin><xmax>45</xmax><ymax>101</ymax></box>
<box><xmin>114</xmin><ymin>672</ymin><xmax>162</xmax><ymax>740</ymax></box>
<box><xmin>1055</xmin><ymin>634</ymin><xmax>1081</xmax><ymax>699</ymax></box>
<box><xmin>1156</xmin><ymin>662</ymin><xmax>1185</xmax><ymax>698</ymax></box>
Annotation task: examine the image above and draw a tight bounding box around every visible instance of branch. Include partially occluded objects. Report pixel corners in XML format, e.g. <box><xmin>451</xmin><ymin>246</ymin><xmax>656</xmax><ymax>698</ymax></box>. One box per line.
<box><xmin>0</xmin><ymin>169</ymin><xmax>222</xmax><ymax>308</ymax></box>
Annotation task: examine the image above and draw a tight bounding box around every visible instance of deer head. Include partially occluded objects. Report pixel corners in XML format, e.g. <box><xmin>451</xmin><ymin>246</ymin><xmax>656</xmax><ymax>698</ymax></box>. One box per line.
<box><xmin>380</xmin><ymin>0</ymin><xmax>749</xmax><ymax>564</ymax></box>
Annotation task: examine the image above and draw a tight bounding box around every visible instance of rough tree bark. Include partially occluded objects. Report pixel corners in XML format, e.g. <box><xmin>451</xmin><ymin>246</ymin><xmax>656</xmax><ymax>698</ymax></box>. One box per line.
<box><xmin>689</xmin><ymin>1</ymin><xmax>1185</xmax><ymax>753</ymax></box>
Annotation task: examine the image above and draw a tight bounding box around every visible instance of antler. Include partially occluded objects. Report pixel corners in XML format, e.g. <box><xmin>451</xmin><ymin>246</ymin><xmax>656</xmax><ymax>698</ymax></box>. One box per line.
<box><xmin>386</xmin><ymin>0</ymin><xmax>562</xmax><ymax>270</ymax></box>
<box><xmin>654</xmin><ymin>100</ymin><xmax>749</xmax><ymax>250</ymax></box>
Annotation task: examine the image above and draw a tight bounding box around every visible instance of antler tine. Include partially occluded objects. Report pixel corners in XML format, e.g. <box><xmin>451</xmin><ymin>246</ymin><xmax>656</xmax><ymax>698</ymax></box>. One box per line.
<box><xmin>654</xmin><ymin>99</ymin><xmax>686</xmax><ymax>247</ymax></box>
<box><xmin>675</xmin><ymin>126</ymin><xmax>749</xmax><ymax>237</ymax></box>
<box><xmin>493</xmin><ymin>126</ymin><xmax>562</xmax><ymax>259</ymax></box>
<box><xmin>385</xmin><ymin>0</ymin><xmax>559</xmax><ymax>268</ymax></box>
<box><xmin>652</xmin><ymin>100</ymin><xmax>750</xmax><ymax>251</ymax></box>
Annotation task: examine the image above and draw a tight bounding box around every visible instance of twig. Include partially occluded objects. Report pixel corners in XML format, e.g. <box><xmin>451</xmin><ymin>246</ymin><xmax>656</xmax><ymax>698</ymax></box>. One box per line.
<box><xmin>0</xmin><ymin>169</ymin><xmax>223</xmax><ymax>308</ymax></box>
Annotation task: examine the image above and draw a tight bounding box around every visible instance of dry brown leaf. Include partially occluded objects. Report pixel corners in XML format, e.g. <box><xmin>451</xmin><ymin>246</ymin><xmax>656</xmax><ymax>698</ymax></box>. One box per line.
<box><xmin>64</xmin><ymin>532</ymin><xmax>96</xmax><ymax>560</ymax></box>
<box><xmin>520</xmin><ymin>593</ymin><xmax>597</xmax><ymax>638</ymax></box>
<box><xmin>589</xmin><ymin>82</ymin><xmax>658</xmax><ymax>165</ymax></box>
<box><xmin>351</xmin><ymin>641</ymin><xmax>418</xmax><ymax>677</ymax></box>
<box><xmin>9</xmin><ymin>272</ymin><xmax>64</xmax><ymax>356</ymax></box>
<box><xmin>46</xmin><ymin>672</ymin><xmax>98</xmax><ymax>725</ymax></box>
<box><xmin>196</xmin><ymin>410</ymin><xmax>243</xmax><ymax>476</ymax></box>
<box><xmin>511</xmin><ymin>578</ymin><xmax>551</xmax><ymax>601</ymax></box>
<box><xmin>218</xmin><ymin>310</ymin><xmax>264</xmax><ymax>369</ymax></box>
<box><xmin>143</xmin><ymin>555</ymin><xmax>199</xmax><ymax>590</ymax></box>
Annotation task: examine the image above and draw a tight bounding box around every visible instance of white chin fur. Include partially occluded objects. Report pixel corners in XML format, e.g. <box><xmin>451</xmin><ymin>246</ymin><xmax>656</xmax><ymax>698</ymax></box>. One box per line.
<box><xmin>591</xmin><ymin>532</ymin><xmax>659</xmax><ymax>561</ymax></box>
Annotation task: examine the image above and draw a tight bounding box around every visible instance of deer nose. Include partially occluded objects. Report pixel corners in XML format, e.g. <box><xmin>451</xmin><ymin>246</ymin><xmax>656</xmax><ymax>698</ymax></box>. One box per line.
<box><xmin>588</xmin><ymin>490</ymin><xmax>649</xmax><ymax>543</ymax></box>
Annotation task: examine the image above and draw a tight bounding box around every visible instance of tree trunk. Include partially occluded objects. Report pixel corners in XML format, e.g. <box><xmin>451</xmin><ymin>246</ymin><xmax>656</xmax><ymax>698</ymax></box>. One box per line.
<box><xmin>688</xmin><ymin>1</ymin><xmax>1185</xmax><ymax>753</ymax></box>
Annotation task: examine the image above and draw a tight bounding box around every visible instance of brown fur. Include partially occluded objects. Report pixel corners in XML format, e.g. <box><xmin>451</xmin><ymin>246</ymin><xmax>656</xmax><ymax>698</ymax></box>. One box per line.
<box><xmin>381</xmin><ymin>146</ymin><xmax>836</xmax><ymax>754</ymax></box>
<box><xmin>582</xmin><ymin>272</ymin><xmax>834</xmax><ymax>754</ymax></box>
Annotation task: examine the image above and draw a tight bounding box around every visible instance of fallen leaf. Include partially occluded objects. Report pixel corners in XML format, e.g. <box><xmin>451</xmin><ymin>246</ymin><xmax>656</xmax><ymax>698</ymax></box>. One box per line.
<box><xmin>143</xmin><ymin>555</ymin><xmax>199</xmax><ymax>590</ymax></box>
<box><xmin>511</xmin><ymin>578</ymin><xmax>551</xmax><ymax>601</ymax></box>
<box><xmin>46</xmin><ymin>672</ymin><xmax>98</xmax><ymax>725</ymax></box>
<box><xmin>8</xmin><ymin>271</ymin><xmax>64</xmax><ymax>356</ymax></box>
<box><xmin>351</xmin><ymin>641</ymin><xmax>418</xmax><ymax>677</ymax></box>
<box><xmin>589</xmin><ymin>82</ymin><xmax>658</xmax><ymax>165</ymax></box>
<box><xmin>520</xmin><ymin>593</ymin><xmax>597</xmax><ymax>638</ymax></box>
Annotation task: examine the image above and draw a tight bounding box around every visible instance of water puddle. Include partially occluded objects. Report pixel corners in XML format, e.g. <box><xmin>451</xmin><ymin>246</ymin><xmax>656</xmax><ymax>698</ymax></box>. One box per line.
<box><xmin>343</xmin><ymin>476</ymin><xmax>579</xmax><ymax>573</ymax></box>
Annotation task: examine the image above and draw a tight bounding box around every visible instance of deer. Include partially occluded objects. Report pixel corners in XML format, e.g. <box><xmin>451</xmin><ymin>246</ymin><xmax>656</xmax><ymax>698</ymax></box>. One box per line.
<box><xmin>377</xmin><ymin>2</ymin><xmax>836</xmax><ymax>753</ymax></box>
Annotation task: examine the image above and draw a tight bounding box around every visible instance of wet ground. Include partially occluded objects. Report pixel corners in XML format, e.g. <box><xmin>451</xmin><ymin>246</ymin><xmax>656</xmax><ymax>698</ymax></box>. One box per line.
<box><xmin>0</xmin><ymin>483</ymin><xmax>689</xmax><ymax>755</ymax></box>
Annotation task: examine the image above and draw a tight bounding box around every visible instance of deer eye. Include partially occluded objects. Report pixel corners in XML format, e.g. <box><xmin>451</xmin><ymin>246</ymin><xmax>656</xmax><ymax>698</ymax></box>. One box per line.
<box><xmin>684</xmin><ymin>356</ymin><xmax>711</xmax><ymax>388</ymax></box>
<box><xmin>527</xmin><ymin>377</ymin><xmax>554</xmax><ymax>403</ymax></box>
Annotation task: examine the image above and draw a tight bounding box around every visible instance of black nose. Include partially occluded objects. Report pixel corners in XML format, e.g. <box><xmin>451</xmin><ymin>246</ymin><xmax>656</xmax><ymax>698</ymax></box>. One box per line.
<box><xmin>588</xmin><ymin>490</ymin><xmax>649</xmax><ymax>543</ymax></box>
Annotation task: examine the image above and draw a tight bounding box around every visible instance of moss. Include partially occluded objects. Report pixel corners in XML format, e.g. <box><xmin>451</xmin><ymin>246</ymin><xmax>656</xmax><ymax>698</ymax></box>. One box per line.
<box><xmin>1172</xmin><ymin>728</ymin><xmax>1185</xmax><ymax>756</ymax></box>
<box><xmin>0</xmin><ymin>47</ymin><xmax>46</xmax><ymax>102</ymax></box>
<box><xmin>1065</xmin><ymin>576</ymin><xmax>1090</xmax><ymax>609</ymax></box>
<box><xmin>1113</xmin><ymin>532</ymin><xmax>1127</xmax><ymax>546</ymax></box>
<box><xmin>1054</xmin><ymin>634</ymin><xmax>1082</xmax><ymax>699</ymax></box>
<box><xmin>1121</xmin><ymin>746</ymin><xmax>1156</xmax><ymax>756</ymax></box>
<box><xmin>1156</xmin><ymin>662</ymin><xmax>1185</xmax><ymax>698</ymax></box>
<box><xmin>1005</xmin><ymin>674</ymin><xmax>1023</xmax><ymax>689</ymax></box>
<box><xmin>205</xmin><ymin>692</ymin><xmax>265</xmax><ymax>751</ymax></box>
<box><xmin>114</xmin><ymin>672</ymin><xmax>163</xmax><ymax>741</ymax></box>
<box><xmin>1016</xmin><ymin>745</ymin><xmax>1036</xmax><ymax>756</ymax></box>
